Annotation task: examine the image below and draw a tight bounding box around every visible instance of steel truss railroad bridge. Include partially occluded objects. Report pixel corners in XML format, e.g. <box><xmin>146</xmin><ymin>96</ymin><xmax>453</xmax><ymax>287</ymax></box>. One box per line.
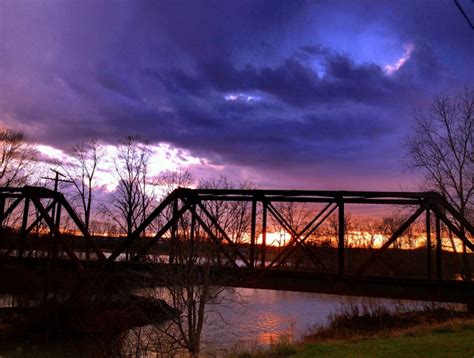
<box><xmin>1</xmin><ymin>186</ymin><xmax>474</xmax><ymax>304</ymax></box>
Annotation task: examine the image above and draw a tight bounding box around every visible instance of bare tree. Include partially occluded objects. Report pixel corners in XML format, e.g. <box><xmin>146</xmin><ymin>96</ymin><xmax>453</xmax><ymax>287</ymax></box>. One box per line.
<box><xmin>60</xmin><ymin>139</ymin><xmax>104</xmax><ymax>232</ymax></box>
<box><xmin>105</xmin><ymin>136</ymin><xmax>154</xmax><ymax>238</ymax></box>
<box><xmin>275</xmin><ymin>202</ymin><xmax>315</xmax><ymax>234</ymax></box>
<box><xmin>406</xmin><ymin>86</ymin><xmax>474</xmax><ymax>275</ymax></box>
<box><xmin>0</xmin><ymin>128</ymin><xmax>37</xmax><ymax>187</ymax></box>
<box><xmin>199</xmin><ymin>176</ymin><xmax>255</xmax><ymax>247</ymax></box>
<box><xmin>155</xmin><ymin>167</ymin><xmax>195</xmax><ymax>196</ymax></box>
<box><xmin>148</xmin><ymin>176</ymin><xmax>253</xmax><ymax>356</ymax></box>
<box><xmin>377</xmin><ymin>213</ymin><xmax>416</xmax><ymax>250</ymax></box>
<box><xmin>155</xmin><ymin>206</ymin><xmax>237</xmax><ymax>357</ymax></box>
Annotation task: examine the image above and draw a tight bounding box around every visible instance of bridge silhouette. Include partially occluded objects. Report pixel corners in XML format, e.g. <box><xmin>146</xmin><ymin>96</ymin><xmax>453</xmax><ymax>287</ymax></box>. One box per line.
<box><xmin>1</xmin><ymin>186</ymin><xmax>474</xmax><ymax>305</ymax></box>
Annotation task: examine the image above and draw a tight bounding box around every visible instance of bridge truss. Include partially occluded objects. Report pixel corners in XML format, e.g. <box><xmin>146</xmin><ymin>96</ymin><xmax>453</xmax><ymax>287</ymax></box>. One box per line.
<box><xmin>1</xmin><ymin>187</ymin><xmax>473</xmax><ymax>282</ymax></box>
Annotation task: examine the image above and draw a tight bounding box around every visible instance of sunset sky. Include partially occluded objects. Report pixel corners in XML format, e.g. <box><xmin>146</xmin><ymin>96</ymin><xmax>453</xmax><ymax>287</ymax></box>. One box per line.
<box><xmin>1</xmin><ymin>0</ymin><xmax>473</xmax><ymax>190</ymax></box>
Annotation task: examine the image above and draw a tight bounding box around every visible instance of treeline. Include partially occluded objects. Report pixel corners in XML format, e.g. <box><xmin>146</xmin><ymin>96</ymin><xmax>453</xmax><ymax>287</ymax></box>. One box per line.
<box><xmin>0</xmin><ymin>130</ymin><xmax>255</xmax><ymax>240</ymax></box>
<box><xmin>0</xmin><ymin>127</ymin><xmax>467</xmax><ymax>255</ymax></box>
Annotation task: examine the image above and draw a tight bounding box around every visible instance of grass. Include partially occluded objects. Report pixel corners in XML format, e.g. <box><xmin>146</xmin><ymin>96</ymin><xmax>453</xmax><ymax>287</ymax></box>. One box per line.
<box><xmin>230</xmin><ymin>304</ymin><xmax>474</xmax><ymax>358</ymax></box>
<box><xmin>304</xmin><ymin>303</ymin><xmax>469</xmax><ymax>341</ymax></box>
<box><xmin>228</xmin><ymin>336</ymin><xmax>298</xmax><ymax>358</ymax></box>
<box><xmin>295</xmin><ymin>321</ymin><xmax>474</xmax><ymax>357</ymax></box>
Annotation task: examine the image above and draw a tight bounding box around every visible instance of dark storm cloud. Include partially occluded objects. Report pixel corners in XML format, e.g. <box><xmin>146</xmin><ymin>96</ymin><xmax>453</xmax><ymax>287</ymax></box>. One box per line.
<box><xmin>0</xmin><ymin>0</ymin><xmax>473</xmax><ymax>188</ymax></box>
<box><xmin>163</xmin><ymin>50</ymin><xmax>412</xmax><ymax>108</ymax></box>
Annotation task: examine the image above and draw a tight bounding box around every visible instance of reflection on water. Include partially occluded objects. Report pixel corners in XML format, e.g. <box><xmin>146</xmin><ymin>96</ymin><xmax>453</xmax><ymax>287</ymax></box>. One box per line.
<box><xmin>0</xmin><ymin>295</ymin><xmax>15</xmax><ymax>308</ymax></box>
<box><xmin>1</xmin><ymin>287</ymin><xmax>460</xmax><ymax>357</ymax></box>
<box><xmin>199</xmin><ymin>288</ymin><xmax>435</xmax><ymax>355</ymax></box>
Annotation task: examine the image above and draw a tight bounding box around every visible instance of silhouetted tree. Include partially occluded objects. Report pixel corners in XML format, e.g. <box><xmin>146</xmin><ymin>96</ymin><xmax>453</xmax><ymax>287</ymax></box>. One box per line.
<box><xmin>0</xmin><ymin>128</ymin><xmax>37</xmax><ymax>187</ymax></box>
<box><xmin>377</xmin><ymin>213</ymin><xmax>416</xmax><ymax>250</ymax></box>
<box><xmin>155</xmin><ymin>166</ymin><xmax>195</xmax><ymax>196</ymax></box>
<box><xmin>199</xmin><ymin>176</ymin><xmax>255</xmax><ymax>247</ymax></box>
<box><xmin>156</xmin><ymin>236</ymin><xmax>224</xmax><ymax>357</ymax></box>
<box><xmin>406</xmin><ymin>86</ymin><xmax>473</xmax><ymax>276</ymax></box>
<box><xmin>105</xmin><ymin>136</ymin><xmax>155</xmax><ymax>240</ymax></box>
<box><xmin>150</xmin><ymin>176</ymin><xmax>252</xmax><ymax>356</ymax></box>
<box><xmin>155</xmin><ymin>204</ymin><xmax>242</xmax><ymax>357</ymax></box>
<box><xmin>60</xmin><ymin>139</ymin><xmax>104</xmax><ymax>232</ymax></box>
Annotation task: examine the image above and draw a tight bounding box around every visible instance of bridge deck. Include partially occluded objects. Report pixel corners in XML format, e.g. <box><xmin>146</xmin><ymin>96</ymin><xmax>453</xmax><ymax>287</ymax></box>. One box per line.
<box><xmin>7</xmin><ymin>257</ymin><xmax>474</xmax><ymax>304</ymax></box>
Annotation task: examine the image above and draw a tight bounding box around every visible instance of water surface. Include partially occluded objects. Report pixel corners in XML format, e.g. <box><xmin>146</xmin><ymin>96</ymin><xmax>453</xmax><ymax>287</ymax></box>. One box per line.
<box><xmin>199</xmin><ymin>288</ymin><xmax>435</xmax><ymax>355</ymax></box>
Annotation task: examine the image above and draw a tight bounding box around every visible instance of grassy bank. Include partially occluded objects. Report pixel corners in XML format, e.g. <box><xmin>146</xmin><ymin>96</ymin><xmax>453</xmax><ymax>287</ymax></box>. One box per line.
<box><xmin>295</xmin><ymin>319</ymin><xmax>474</xmax><ymax>357</ymax></box>
<box><xmin>231</xmin><ymin>305</ymin><xmax>474</xmax><ymax>357</ymax></box>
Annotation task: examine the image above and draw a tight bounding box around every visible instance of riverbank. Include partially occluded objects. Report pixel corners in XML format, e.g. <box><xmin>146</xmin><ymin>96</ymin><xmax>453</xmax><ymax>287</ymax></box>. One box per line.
<box><xmin>294</xmin><ymin>321</ymin><xmax>474</xmax><ymax>357</ymax></box>
<box><xmin>231</xmin><ymin>306</ymin><xmax>474</xmax><ymax>357</ymax></box>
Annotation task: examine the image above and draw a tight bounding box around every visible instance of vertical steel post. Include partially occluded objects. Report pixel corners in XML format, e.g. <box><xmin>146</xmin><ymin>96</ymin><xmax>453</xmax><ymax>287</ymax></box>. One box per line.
<box><xmin>50</xmin><ymin>171</ymin><xmax>59</xmax><ymax>236</ymax></box>
<box><xmin>426</xmin><ymin>208</ymin><xmax>432</xmax><ymax>279</ymax></box>
<box><xmin>250</xmin><ymin>199</ymin><xmax>257</xmax><ymax>269</ymax></box>
<box><xmin>19</xmin><ymin>198</ymin><xmax>29</xmax><ymax>258</ymax></box>
<box><xmin>0</xmin><ymin>197</ymin><xmax>4</xmax><ymax>232</ymax></box>
<box><xmin>53</xmin><ymin>203</ymin><xmax>61</xmax><ymax>260</ymax></box>
<box><xmin>190</xmin><ymin>203</ymin><xmax>195</xmax><ymax>243</ymax></box>
<box><xmin>436</xmin><ymin>214</ymin><xmax>442</xmax><ymax>281</ymax></box>
<box><xmin>50</xmin><ymin>173</ymin><xmax>59</xmax><ymax>260</ymax></box>
<box><xmin>189</xmin><ymin>202</ymin><xmax>196</xmax><ymax>261</ymax></box>
<box><xmin>0</xmin><ymin>197</ymin><xmax>5</xmax><ymax>246</ymax></box>
<box><xmin>170</xmin><ymin>198</ymin><xmax>178</xmax><ymax>264</ymax></box>
<box><xmin>338</xmin><ymin>197</ymin><xmax>345</xmax><ymax>276</ymax></box>
<box><xmin>261</xmin><ymin>202</ymin><xmax>267</xmax><ymax>268</ymax></box>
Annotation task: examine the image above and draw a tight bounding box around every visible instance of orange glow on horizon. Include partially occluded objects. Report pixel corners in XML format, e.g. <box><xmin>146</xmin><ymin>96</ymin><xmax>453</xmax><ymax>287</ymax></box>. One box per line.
<box><xmin>257</xmin><ymin>231</ymin><xmax>292</xmax><ymax>247</ymax></box>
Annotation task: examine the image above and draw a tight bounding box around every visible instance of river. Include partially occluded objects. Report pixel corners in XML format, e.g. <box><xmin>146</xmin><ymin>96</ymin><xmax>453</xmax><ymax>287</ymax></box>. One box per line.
<box><xmin>0</xmin><ymin>288</ymin><xmax>461</xmax><ymax>357</ymax></box>
<box><xmin>184</xmin><ymin>288</ymin><xmax>447</xmax><ymax>356</ymax></box>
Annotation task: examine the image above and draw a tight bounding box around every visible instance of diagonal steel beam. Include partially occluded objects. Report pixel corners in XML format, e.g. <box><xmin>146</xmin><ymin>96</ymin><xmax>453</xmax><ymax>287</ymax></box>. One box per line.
<box><xmin>0</xmin><ymin>196</ymin><xmax>24</xmax><ymax>225</ymax></box>
<box><xmin>58</xmin><ymin>194</ymin><xmax>106</xmax><ymax>260</ymax></box>
<box><xmin>107</xmin><ymin>190</ymin><xmax>179</xmax><ymax>262</ymax></box>
<box><xmin>436</xmin><ymin>195</ymin><xmax>474</xmax><ymax>236</ymax></box>
<box><xmin>431</xmin><ymin>205</ymin><xmax>474</xmax><ymax>252</ymax></box>
<box><xmin>266</xmin><ymin>203</ymin><xmax>305</xmax><ymax>267</ymax></box>
<box><xmin>268</xmin><ymin>202</ymin><xmax>334</xmax><ymax>268</ymax></box>
<box><xmin>4</xmin><ymin>199</ymin><xmax>57</xmax><ymax>257</ymax></box>
<box><xmin>27</xmin><ymin>193</ymin><xmax>82</xmax><ymax>269</ymax></box>
<box><xmin>274</xmin><ymin>203</ymin><xmax>337</xmax><ymax>269</ymax></box>
<box><xmin>299</xmin><ymin>202</ymin><xmax>335</xmax><ymax>238</ymax></box>
<box><xmin>266</xmin><ymin>202</ymin><xmax>327</xmax><ymax>270</ymax></box>
<box><xmin>25</xmin><ymin>200</ymin><xmax>56</xmax><ymax>234</ymax></box>
<box><xmin>357</xmin><ymin>205</ymin><xmax>426</xmax><ymax>276</ymax></box>
<box><xmin>132</xmin><ymin>199</ymin><xmax>193</xmax><ymax>261</ymax></box>
<box><xmin>196</xmin><ymin>200</ymin><xmax>251</xmax><ymax>267</ymax></box>
<box><xmin>187</xmin><ymin>203</ymin><xmax>240</xmax><ymax>268</ymax></box>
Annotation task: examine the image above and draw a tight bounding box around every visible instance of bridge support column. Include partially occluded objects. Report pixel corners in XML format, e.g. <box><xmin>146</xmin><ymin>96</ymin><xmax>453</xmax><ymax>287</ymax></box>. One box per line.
<box><xmin>18</xmin><ymin>198</ymin><xmax>29</xmax><ymax>258</ymax></box>
<box><xmin>52</xmin><ymin>203</ymin><xmax>62</xmax><ymax>260</ymax></box>
<box><xmin>338</xmin><ymin>199</ymin><xmax>344</xmax><ymax>276</ymax></box>
<box><xmin>250</xmin><ymin>200</ymin><xmax>256</xmax><ymax>269</ymax></box>
<box><xmin>436</xmin><ymin>214</ymin><xmax>442</xmax><ymax>281</ymax></box>
<box><xmin>0</xmin><ymin>197</ymin><xmax>4</xmax><ymax>247</ymax></box>
<box><xmin>261</xmin><ymin>203</ymin><xmax>267</xmax><ymax>268</ymax></box>
<box><xmin>426</xmin><ymin>208</ymin><xmax>432</xmax><ymax>279</ymax></box>
<box><xmin>0</xmin><ymin>197</ymin><xmax>4</xmax><ymax>232</ymax></box>
<box><xmin>190</xmin><ymin>203</ymin><xmax>195</xmax><ymax>259</ymax></box>
<box><xmin>170</xmin><ymin>198</ymin><xmax>178</xmax><ymax>264</ymax></box>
